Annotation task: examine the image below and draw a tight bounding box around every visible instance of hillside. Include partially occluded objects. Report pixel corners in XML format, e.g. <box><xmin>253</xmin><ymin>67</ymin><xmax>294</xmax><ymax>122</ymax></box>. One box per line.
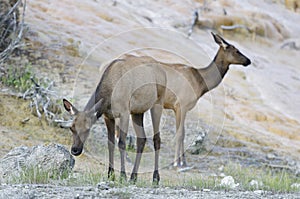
<box><xmin>0</xmin><ymin>0</ymin><xmax>300</xmax><ymax>197</ymax></box>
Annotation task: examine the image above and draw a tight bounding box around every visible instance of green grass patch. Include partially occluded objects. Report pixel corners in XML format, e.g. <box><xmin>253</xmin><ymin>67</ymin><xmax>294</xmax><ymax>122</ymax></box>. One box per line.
<box><xmin>223</xmin><ymin>162</ymin><xmax>300</xmax><ymax>192</ymax></box>
<box><xmin>1</xmin><ymin>64</ymin><xmax>36</xmax><ymax>92</ymax></box>
<box><xmin>66</xmin><ymin>171</ymin><xmax>105</xmax><ymax>186</ymax></box>
<box><xmin>6</xmin><ymin>162</ymin><xmax>300</xmax><ymax>193</ymax></box>
<box><xmin>162</xmin><ymin>175</ymin><xmax>220</xmax><ymax>191</ymax></box>
<box><xmin>10</xmin><ymin>166</ymin><xmax>71</xmax><ymax>184</ymax></box>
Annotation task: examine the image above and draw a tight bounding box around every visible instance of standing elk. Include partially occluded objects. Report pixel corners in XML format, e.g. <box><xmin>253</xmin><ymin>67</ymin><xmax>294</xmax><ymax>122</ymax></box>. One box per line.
<box><xmin>125</xmin><ymin>33</ymin><xmax>251</xmax><ymax>167</ymax></box>
<box><xmin>63</xmin><ymin>56</ymin><xmax>167</xmax><ymax>184</ymax></box>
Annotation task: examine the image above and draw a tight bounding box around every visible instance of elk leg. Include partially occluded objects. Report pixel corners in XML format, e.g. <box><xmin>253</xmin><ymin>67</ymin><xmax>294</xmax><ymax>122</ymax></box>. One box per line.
<box><xmin>151</xmin><ymin>104</ymin><xmax>163</xmax><ymax>184</ymax></box>
<box><xmin>174</xmin><ymin>109</ymin><xmax>186</xmax><ymax>168</ymax></box>
<box><xmin>104</xmin><ymin>116</ymin><xmax>115</xmax><ymax>180</ymax></box>
<box><xmin>117</xmin><ymin>114</ymin><xmax>129</xmax><ymax>182</ymax></box>
<box><xmin>179</xmin><ymin>111</ymin><xmax>187</xmax><ymax>167</ymax></box>
<box><xmin>130</xmin><ymin>113</ymin><xmax>146</xmax><ymax>183</ymax></box>
<box><xmin>179</xmin><ymin>120</ymin><xmax>187</xmax><ymax>167</ymax></box>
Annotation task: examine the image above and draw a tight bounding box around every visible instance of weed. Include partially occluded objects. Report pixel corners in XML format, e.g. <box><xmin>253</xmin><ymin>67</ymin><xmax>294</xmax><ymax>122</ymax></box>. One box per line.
<box><xmin>223</xmin><ymin>162</ymin><xmax>300</xmax><ymax>192</ymax></box>
<box><xmin>6</xmin><ymin>161</ymin><xmax>300</xmax><ymax>193</ymax></box>
<box><xmin>1</xmin><ymin>64</ymin><xmax>36</xmax><ymax>92</ymax></box>
<box><xmin>67</xmin><ymin>172</ymin><xmax>105</xmax><ymax>186</ymax></box>
<box><xmin>11</xmin><ymin>166</ymin><xmax>71</xmax><ymax>184</ymax></box>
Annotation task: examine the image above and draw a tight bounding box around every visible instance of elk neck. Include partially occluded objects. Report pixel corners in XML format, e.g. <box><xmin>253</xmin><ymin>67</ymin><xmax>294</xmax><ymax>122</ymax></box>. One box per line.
<box><xmin>196</xmin><ymin>48</ymin><xmax>230</xmax><ymax>93</ymax></box>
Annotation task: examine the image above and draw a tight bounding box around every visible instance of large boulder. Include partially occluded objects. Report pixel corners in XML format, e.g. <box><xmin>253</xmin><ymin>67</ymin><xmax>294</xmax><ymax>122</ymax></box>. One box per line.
<box><xmin>0</xmin><ymin>143</ymin><xmax>75</xmax><ymax>182</ymax></box>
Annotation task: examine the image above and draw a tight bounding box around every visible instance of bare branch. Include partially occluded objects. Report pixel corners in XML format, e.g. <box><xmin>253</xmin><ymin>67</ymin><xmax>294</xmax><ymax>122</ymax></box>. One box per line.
<box><xmin>187</xmin><ymin>10</ymin><xmax>199</xmax><ymax>38</ymax></box>
<box><xmin>54</xmin><ymin>119</ymin><xmax>73</xmax><ymax>128</ymax></box>
<box><xmin>220</xmin><ymin>24</ymin><xmax>251</xmax><ymax>32</ymax></box>
<box><xmin>0</xmin><ymin>0</ymin><xmax>26</xmax><ymax>64</ymax></box>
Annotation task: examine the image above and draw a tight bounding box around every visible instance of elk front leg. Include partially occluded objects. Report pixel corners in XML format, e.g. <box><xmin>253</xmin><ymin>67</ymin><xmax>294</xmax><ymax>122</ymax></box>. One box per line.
<box><xmin>117</xmin><ymin>114</ymin><xmax>129</xmax><ymax>181</ymax></box>
<box><xmin>174</xmin><ymin>109</ymin><xmax>186</xmax><ymax>168</ymax></box>
<box><xmin>130</xmin><ymin>113</ymin><xmax>146</xmax><ymax>183</ymax></box>
<box><xmin>151</xmin><ymin>104</ymin><xmax>163</xmax><ymax>184</ymax></box>
<box><xmin>105</xmin><ymin>117</ymin><xmax>115</xmax><ymax>180</ymax></box>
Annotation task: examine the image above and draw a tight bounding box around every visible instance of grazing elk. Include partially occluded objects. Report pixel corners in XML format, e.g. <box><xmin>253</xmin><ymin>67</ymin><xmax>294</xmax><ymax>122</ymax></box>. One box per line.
<box><xmin>63</xmin><ymin>56</ymin><xmax>167</xmax><ymax>184</ymax></box>
<box><xmin>126</xmin><ymin>32</ymin><xmax>251</xmax><ymax>167</ymax></box>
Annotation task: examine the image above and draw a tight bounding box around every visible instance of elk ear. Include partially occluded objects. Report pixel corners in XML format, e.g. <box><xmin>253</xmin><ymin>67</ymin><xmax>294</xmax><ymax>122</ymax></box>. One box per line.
<box><xmin>63</xmin><ymin>99</ymin><xmax>79</xmax><ymax>115</ymax></box>
<box><xmin>211</xmin><ymin>32</ymin><xmax>229</xmax><ymax>49</ymax></box>
<box><xmin>88</xmin><ymin>98</ymin><xmax>103</xmax><ymax>117</ymax></box>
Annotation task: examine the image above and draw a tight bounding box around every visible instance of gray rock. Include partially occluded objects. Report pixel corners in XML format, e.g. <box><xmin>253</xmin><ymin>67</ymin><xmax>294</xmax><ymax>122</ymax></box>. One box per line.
<box><xmin>0</xmin><ymin>143</ymin><xmax>75</xmax><ymax>182</ymax></box>
<box><xmin>266</xmin><ymin>153</ymin><xmax>276</xmax><ymax>160</ymax></box>
<box><xmin>186</xmin><ymin>130</ymin><xmax>207</xmax><ymax>155</ymax></box>
<box><xmin>97</xmin><ymin>181</ymin><xmax>111</xmax><ymax>190</ymax></box>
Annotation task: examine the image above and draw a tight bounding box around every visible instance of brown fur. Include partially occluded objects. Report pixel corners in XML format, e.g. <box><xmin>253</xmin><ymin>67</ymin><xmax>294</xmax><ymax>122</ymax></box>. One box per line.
<box><xmin>63</xmin><ymin>55</ymin><xmax>167</xmax><ymax>183</ymax></box>
<box><xmin>125</xmin><ymin>33</ymin><xmax>251</xmax><ymax>167</ymax></box>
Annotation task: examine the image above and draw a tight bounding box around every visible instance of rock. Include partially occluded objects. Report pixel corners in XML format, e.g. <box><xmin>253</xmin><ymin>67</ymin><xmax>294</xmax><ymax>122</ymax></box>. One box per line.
<box><xmin>220</xmin><ymin>176</ymin><xmax>239</xmax><ymax>189</ymax></box>
<box><xmin>0</xmin><ymin>143</ymin><xmax>75</xmax><ymax>182</ymax></box>
<box><xmin>253</xmin><ymin>190</ymin><xmax>264</xmax><ymax>195</ymax></box>
<box><xmin>186</xmin><ymin>130</ymin><xmax>207</xmax><ymax>155</ymax></box>
<box><xmin>177</xmin><ymin>166</ymin><xmax>194</xmax><ymax>173</ymax></box>
<box><xmin>291</xmin><ymin>183</ymin><xmax>300</xmax><ymax>189</ymax></box>
<box><xmin>261</xmin><ymin>146</ymin><xmax>274</xmax><ymax>153</ymax></box>
<box><xmin>266</xmin><ymin>153</ymin><xmax>276</xmax><ymax>160</ymax></box>
<box><xmin>97</xmin><ymin>181</ymin><xmax>111</xmax><ymax>190</ymax></box>
<box><xmin>218</xmin><ymin>165</ymin><xmax>224</xmax><ymax>172</ymax></box>
<box><xmin>249</xmin><ymin>180</ymin><xmax>263</xmax><ymax>189</ymax></box>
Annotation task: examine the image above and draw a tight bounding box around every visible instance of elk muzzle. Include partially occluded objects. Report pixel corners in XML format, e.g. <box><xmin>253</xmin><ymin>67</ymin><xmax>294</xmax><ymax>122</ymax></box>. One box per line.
<box><xmin>71</xmin><ymin>145</ymin><xmax>83</xmax><ymax>156</ymax></box>
<box><xmin>243</xmin><ymin>58</ymin><xmax>251</xmax><ymax>66</ymax></box>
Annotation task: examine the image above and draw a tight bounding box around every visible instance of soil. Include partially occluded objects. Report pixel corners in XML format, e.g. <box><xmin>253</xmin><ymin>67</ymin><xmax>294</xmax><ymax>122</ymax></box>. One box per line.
<box><xmin>0</xmin><ymin>184</ymin><xmax>299</xmax><ymax>199</ymax></box>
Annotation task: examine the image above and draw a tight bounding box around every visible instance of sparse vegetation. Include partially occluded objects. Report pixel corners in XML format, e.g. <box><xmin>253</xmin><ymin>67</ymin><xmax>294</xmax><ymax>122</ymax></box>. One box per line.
<box><xmin>0</xmin><ymin>63</ymin><xmax>36</xmax><ymax>92</ymax></box>
<box><xmin>10</xmin><ymin>165</ymin><xmax>71</xmax><ymax>184</ymax></box>
<box><xmin>8</xmin><ymin>162</ymin><xmax>299</xmax><ymax>194</ymax></box>
<box><xmin>0</xmin><ymin>64</ymin><xmax>64</xmax><ymax>125</ymax></box>
<box><xmin>223</xmin><ymin>162</ymin><xmax>300</xmax><ymax>192</ymax></box>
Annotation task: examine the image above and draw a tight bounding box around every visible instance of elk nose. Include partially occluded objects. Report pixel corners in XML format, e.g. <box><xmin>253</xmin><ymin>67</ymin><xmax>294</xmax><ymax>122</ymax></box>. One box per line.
<box><xmin>71</xmin><ymin>147</ymin><xmax>82</xmax><ymax>156</ymax></box>
<box><xmin>243</xmin><ymin>58</ymin><xmax>251</xmax><ymax>66</ymax></box>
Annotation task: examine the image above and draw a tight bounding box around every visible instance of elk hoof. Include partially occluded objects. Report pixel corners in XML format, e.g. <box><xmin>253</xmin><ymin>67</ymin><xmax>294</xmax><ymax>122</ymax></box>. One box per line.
<box><xmin>173</xmin><ymin>161</ymin><xmax>188</xmax><ymax>168</ymax></box>
<box><xmin>108</xmin><ymin>167</ymin><xmax>115</xmax><ymax>181</ymax></box>
<box><xmin>129</xmin><ymin>173</ymin><xmax>137</xmax><ymax>184</ymax></box>
<box><xmin>180</xmin><ymin>161</ymin><xmax>187</xmax><ymax>168</ymax></box>
<box><xmin>173</xmin><ymin>162</ymin><xmax>179</xmax><ymax>168</ymax></box>
<box><xmin>119</xmin><ymin>171</ymin><xmax>127</xmax><ymax>183</ymax></box>
<box><xmin>152</xmin><ymin>170</ymin><xmax>160</xmax><ymax>185</ymax></box>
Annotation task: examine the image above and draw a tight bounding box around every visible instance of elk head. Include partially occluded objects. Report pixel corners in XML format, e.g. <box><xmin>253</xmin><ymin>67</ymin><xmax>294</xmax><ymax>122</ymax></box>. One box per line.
<box><xmin>212</xmin><ymin>32</ymin><xmax>251</xmax><ymax>67</ymax></box>
<box><xmin>63</xmin><ymin>99</ymin><xmax>102</xmax><ymax>156</ymax></box>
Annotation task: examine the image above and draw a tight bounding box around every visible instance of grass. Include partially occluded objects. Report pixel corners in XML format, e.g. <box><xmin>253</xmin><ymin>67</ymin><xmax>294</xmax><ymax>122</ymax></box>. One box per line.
<box><xmin>0</xmin><ymin>64</ymin><xmax>36</xmax><ymax>92</ymax></box>
<box><xmin>4</xmin><ymin>161</ymin><xmax>300</xmax><ymax>193</ymax></box>
<box><xmin>10</xmin><ymin>166</ymin><xmax>71</xmax><ymax>184</ymax></box>
<box><xmin>223</xmin><ymin>162</ymin><xmax>300</xmax><ymax>192</ymax></box>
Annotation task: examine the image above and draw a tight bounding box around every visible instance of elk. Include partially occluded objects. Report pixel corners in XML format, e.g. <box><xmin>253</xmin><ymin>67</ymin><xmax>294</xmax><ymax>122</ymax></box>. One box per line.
<box><xmin>63</xmin><ymin>56</ymin><xmax>167</xmax><ymax>184</ymax></box>
<box><xmin>125</xmin><ymin>32</ymin><xmax>251</xmax><ymax>167</ymax></box>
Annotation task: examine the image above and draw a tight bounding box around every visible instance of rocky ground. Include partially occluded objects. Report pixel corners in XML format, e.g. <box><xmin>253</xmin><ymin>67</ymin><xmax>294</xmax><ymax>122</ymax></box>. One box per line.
<box><xmin>0</xmin><ymin>183</ymin><xmax>299</xmax><ymax>199</ymax></box>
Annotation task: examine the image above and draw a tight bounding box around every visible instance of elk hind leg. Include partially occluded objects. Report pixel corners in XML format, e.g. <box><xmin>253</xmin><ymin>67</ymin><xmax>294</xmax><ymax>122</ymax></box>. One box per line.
<box><xmin>130</xmin><ymin>113</ymin><xmax>146</xmax><ymax>183</ymax></box>
<box><xmin>151</xmin><ymin>104</ymin><xmax>163</xmax><ymax>184</ymax></box>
